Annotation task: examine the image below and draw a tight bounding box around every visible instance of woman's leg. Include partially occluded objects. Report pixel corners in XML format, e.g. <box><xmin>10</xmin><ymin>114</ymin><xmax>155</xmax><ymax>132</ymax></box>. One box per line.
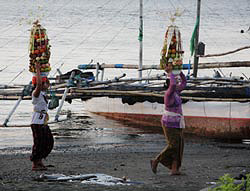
<box><xmin>30</xmin><ymin>124</ymin><xmax>43</xmax><ymax>162</ymax></box>
<box><xmin>150</xmin><ymin>124</ymin><xmax>169</xmax><ymax>174</ymax></box>
<box><xmin>41</xmin><ymin>125</ymin><xmax>54</xmax><ymax>159</ymax></box>
<box><xmin>171</xmin><ymin>129</ymin><xmax>184</xmax><ymax>175</ymax></box>
<box><xmin>30</xmin><ymin>124</ymin><xmax>47</xmax><ymax>170</ymax></box>
<box><xmin>155</xmin><ymin>128</ymin><xmax>183</xmax><ymax>174</ymax></box>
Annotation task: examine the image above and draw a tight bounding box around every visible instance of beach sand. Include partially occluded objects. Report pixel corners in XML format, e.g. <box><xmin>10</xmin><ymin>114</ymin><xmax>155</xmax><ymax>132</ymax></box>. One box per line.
<box><xmin>0</xmin><ymin>133</ymin><xmax>250</xmax><ymax>191</ymax></box>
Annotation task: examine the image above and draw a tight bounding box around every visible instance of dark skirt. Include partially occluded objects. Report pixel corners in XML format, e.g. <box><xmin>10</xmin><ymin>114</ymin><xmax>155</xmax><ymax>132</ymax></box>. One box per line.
<box><xmin>30</xmin><ymin>124</ymin><xmax>54</xmax><ymax>162</ymax></box>
<box><xmin>156</xmin><ymin>126</ymin><xmax>184</xmax><ymax>169</ymax></box>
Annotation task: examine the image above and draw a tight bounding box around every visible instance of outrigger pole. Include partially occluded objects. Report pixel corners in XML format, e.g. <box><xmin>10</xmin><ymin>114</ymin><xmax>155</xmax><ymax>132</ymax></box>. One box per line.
<box><xmin>54</xmin><ymin>71</ymin><xmax>75</xmax><ymax>121</ymax></box>
<box><xmin>2</xmin><ymin>82</ymin><xmax>32</xmax><ymax>127</ymax></box>
<box><xmin>193</xmin><ymin>0</ymin><xmax>201</xmax><ymax>77</ymax></box>
<box><xmin>3</xmin><ymin>97</ymin><xmax>22</xmax><ymax>127</ymax></box>
<box><xmin>78</xmin><ymin>61</ymin><xmax>250</xmax><ymax>71</ymax></box>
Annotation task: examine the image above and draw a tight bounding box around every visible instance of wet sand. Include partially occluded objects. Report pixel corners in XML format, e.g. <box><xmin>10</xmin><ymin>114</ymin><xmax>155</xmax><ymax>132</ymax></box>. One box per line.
<box><xmin>0</xmin><ymin>132</ymin><xmax>250</xmax><ymax>191</ymax></box>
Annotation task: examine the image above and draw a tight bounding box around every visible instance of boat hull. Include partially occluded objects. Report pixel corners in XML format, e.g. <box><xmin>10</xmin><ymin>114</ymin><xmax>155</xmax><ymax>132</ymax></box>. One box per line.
<box><xmin>83</xmin><ymin>97</ymin><xmax>250</xmax><ymax>139</ymax></box>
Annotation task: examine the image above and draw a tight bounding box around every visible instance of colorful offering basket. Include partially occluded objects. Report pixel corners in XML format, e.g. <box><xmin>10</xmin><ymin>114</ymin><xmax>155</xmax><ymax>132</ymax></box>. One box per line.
<box><xmin>160</xmin><ymin>25</ymin><xmax>184</xmax><ymax>72</ymax></box>
<box><xmin>29</xmin><ymin>20</ymin><xmax>51</xmax><ymax>75</ymax></box>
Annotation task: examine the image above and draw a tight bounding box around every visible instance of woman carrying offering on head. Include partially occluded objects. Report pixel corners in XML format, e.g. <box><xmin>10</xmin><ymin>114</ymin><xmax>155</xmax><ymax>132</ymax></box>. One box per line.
<box><xmin>30</xmin><ymin>62</ymin><xmax>54</xmax><ymax>171</ymax></box>
<box><xmin>150</xmin><ymin>60</ymin><xmax>186</xmax><ymax>175</ymax></box>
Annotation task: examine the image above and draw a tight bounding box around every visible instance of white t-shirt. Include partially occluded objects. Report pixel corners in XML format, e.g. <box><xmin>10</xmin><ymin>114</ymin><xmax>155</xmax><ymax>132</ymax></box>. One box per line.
<box><xmin>31</xmin><ymin>91</ymin><xmax>48</xmax><ymax>125</ymax></box>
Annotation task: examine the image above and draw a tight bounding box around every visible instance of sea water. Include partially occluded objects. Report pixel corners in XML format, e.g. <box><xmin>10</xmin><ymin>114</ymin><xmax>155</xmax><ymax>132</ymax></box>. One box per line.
<box><xmin>0</xmin><ymin>0</ymin><xmax>249</xmax><ymax>149</ymax></box>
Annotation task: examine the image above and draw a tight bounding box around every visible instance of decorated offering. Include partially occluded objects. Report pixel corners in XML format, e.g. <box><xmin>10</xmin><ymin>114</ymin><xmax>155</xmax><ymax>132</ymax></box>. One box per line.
<box><xmin>28</xmin><ymin>20</ymin><xmax>51</xmax><ymax>75</ymax></box>
<box><xmin>160</xmin><ymin>25</ymin><xmax>184</xmax><ymax>73</ymax></box>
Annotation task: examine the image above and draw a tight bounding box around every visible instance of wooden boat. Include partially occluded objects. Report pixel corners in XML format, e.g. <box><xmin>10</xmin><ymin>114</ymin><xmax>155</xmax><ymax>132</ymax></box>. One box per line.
<box><xmin>82</xmin><ymin>97</ymin><xmax>250</xmax><ymax>139</ymax></box>
<box><xmin>70</xmin><ymin>66</ymin><xmax>250</xmax><ymax>139</ymax></box>
<box><xmin>66</xmin><ymin>0</ymin><xmax>250</xmax><ymax>139</ymax></box>
<box><xmin>54</xmin><ymin>0</ymin><xmax>250</xmax><ymax>139</ymax></box>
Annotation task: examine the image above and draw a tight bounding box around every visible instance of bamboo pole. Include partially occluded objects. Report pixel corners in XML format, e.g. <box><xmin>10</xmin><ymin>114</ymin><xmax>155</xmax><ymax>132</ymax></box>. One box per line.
<box><xmin>187</xmin><ymin>76</ymin><xmax>249</xmax><ymax>82</ymax></box>
<box><xmin>78</xmin><ymin>61</ymin><xmax>250</xmax><ymax>71</ymax></box>
<box><xmin>79</xmin><ymin>74</ymin><xmax>165</xmax><ymax>87</ymax></box>
<box><xmin>198</xmin><ymin>61</ymin><xmax>250</xmax><ymax>69</ymax></box>
<box><xmin>3</xmin><ymin>97</ymin><xmax>23</xmax><ymax>127</ymax></box>
<box><xmin>0</xmin><ymin>95</ymin><xmax>31</xmax><ymax>100</ymax></box>
<box><xmin>2</xmin><ymin>82</ymin><xmax>32</xmax><ymax>127</ymax></box>
<box><xmin>78</xmin><ymin>63</ymin><xmax>161</xmax><ymax>70</ymax></box>
<box><xmin>193</xmin><ymin>0</ymin><xmax>201</xmax><ymax>77</ymax></box>
<box><xmin>54</xmin><ymin>71</ymin><xmax>75</xmax><ymax>121</ymax></box>
<box><xmin>1</xmin><ymin>88</ymin><xmax>250</xmax><ymax>103</ymax></box>
<box><xmin>181</xmin><ymin>96</ymin><xmax>250</xmax><ymax>102</ymax></box>
<box><xmin>71</xmin><ymin>89</ymin><xmax>164</xmax><ymax>98</ymax></box>
<box><xmin>0</xmin><ymin>115</ymin><xmax>68</xmax><ymax>127</ymax></box>
<box><xmin>200</xmin><ymin>46</ymin><xmax>250</xmax><ymax>58</ymax></box>
<box><xmin>139</xmin><ymin>0</ymin><xmax>143</xmax><ymax>80</ymax></box>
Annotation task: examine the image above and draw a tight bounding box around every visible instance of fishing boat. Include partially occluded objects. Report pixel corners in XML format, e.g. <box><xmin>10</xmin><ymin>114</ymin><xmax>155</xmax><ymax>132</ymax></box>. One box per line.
<box><xmin>67</xmin><ymin>63</ymin><xmax>250</xmax><ymax>139</ymax></box>
<box><xmin>67</xmin><ymin>0</ymin><xmax>250</xmax><ymax>139</ymax></box>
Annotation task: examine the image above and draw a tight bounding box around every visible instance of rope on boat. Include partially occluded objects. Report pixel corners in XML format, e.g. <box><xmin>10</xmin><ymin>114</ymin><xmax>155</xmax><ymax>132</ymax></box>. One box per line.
<box><xmin>94</xmin><ymin>0</ymin><xmax>145</xmax><ymax>61</ymax></box>
<box><xmin>0</xmin><ymin>0</ymin><xmax>73</xmax><ymax>71</ymax></box>
<box><xmin>0</xmin><ymin>66</ymin><xmax>8</xmax><ymax>73</ymax></box>
<box><xmin>0</xmin><ymin>0</ymin><xmax>113</xmax><ymax>75</ymax></box>
<box><xmin>7</xmin><ymin>69</ymin><xmax>26</xmax><ymax>85</ymax></box>
<box><xmin>51</xmin><ymin>0</ymin><xmax>136</xmax><ymax>73</ymax></box>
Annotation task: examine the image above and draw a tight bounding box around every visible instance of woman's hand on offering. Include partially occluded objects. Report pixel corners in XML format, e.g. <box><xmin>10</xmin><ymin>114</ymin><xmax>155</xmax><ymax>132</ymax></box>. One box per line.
<box><xmin>35</xmin><ymin>62</ymin><xmax>41</xmax><ymax>73</ymax></box>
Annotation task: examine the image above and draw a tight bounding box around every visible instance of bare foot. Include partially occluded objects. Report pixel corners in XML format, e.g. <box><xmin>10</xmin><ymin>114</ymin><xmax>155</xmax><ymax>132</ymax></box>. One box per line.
<box><xmin>37</xmin><ymin>160</ymin><xmax>46</xmax><ymax>168</ymax></box>
<box><xmin>170</xmin><ymin>171</ymin><xmax>181</xmax><ymax>176</ymax></box>
<box><xmin>32</xmin><ymin>160</ymin><xmax>47</xmax><ymax>171</ymax></box>
<box><xmin>170</xmin><ymin>160</ymin><xmax>180</xmax><ymax>175</ymax></box>
<box><xmin>150</xmin><ymin>159</ymin><xmax>158</xmax><ymax>174</ymax></box>
<box><xmin>32</xmin><ymin>165</ymin><xmax>47</xmax><ymax>171</ymax></box>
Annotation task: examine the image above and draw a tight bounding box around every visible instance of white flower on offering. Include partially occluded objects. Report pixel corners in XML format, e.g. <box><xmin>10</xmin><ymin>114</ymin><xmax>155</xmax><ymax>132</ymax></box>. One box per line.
<box><xmin>169</xmin><ymin>8</ymin><xmax>184</xmax><ymax>24</ymax></box>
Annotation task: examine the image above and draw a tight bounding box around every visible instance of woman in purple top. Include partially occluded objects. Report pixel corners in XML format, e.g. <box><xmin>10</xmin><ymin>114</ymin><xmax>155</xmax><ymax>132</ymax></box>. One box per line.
<box><xmin>150</xmin><ymin>61</ymin><xmax>187</xmax><ymax>175</ymax></box>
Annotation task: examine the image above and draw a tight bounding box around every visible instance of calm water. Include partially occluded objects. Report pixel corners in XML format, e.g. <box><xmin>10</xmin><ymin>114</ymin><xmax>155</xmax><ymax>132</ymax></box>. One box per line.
<box><xmin>0</xmin><ymin>0</ymin><xmax>250</xmax><ymax>149</ymax></box>
<box><xmin>0</xmin><ymin>99</ymin><xmax>163</xmax><ymax>150</ymax></box>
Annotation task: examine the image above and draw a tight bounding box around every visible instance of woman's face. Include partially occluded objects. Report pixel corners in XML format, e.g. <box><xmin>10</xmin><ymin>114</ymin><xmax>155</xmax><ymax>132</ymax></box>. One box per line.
<box><xmin>165</xmin><ymin>63</ymin><xmax>173</xmax><ymax>74</ymax></box>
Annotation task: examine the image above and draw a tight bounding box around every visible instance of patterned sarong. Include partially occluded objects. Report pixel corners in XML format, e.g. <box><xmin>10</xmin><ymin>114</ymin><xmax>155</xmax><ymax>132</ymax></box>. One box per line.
<box><xmin>30</xmin><ymin>124</ymin><xmax>54</xmax><ymax>162</ymax></box>
<box><xmin>156</xmin><ymin>126</ymin><xmax>184</xmax><ymax>169</ymax></box>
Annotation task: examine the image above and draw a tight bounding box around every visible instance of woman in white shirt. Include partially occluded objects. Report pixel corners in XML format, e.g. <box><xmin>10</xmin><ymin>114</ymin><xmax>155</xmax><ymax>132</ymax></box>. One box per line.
<box><xmin>30</xmin><ymin>62</ymin><xmax>54</xmax><ymax>171</ymax></box>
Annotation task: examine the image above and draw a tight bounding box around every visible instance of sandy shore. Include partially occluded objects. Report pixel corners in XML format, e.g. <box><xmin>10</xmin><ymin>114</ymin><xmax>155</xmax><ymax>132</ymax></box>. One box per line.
<box><xmin>0</xmin><ymin>133</ymin><xmax>250</xmax><ymax>191</ymax></box>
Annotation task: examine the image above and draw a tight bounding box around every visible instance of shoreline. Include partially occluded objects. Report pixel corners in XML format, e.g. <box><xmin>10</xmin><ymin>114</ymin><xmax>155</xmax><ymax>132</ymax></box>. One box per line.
<box><xmin>1</xmin><ymin>134</ymin><xmax>250</xmax><ymax>191</ymax></box>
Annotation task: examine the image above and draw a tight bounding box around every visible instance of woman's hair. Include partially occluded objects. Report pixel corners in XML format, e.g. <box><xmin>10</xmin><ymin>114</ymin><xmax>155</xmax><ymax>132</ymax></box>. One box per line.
<box><xmin>31</xmin><ymin>85</ymin><xmax>36</xmax><ymax>94</ymax></box>
<box><xmin>165</xmin><ymin>78</ymin><xmax>170</xmax><ymax>89</ymax></box>
<box><xmin>43</xmin><ymin>79</ymin><xmax>50</xmax><ymax>86</ymax></box>
<box><xmin>31</xmin><ymin>79</ymin><xmax>50</xmax><ymax>93</ymax></box>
